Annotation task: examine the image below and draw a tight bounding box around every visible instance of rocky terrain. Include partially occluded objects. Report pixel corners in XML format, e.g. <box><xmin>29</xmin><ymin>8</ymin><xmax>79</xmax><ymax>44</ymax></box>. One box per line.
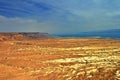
<box><xmin>0</xmin><ymin>32</ymin><xmax>52</xmax><ymax>41</ymax></box>
<box><xmin>0</xmin><ymin>37</ymin><xmax>120</xmax><ymax>80</ymax></box>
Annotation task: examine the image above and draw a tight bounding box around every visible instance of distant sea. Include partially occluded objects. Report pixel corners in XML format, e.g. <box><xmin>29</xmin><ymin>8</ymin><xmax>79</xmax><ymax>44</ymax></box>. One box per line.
<box><xmin>54</xmin><ymin>29</ymin><xmax>120</xmax><ymax>38</ymax></box>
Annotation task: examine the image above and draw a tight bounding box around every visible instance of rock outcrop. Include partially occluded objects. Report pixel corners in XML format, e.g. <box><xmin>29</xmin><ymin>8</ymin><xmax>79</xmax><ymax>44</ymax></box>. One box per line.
<box><xmin>0</xmin><ymin>32</ymin><xmax>52</xmax><ymax>41</ymax></box>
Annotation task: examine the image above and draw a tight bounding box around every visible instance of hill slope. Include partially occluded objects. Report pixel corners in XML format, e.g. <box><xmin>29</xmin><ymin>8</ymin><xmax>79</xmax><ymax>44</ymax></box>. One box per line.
<box><xmin>0</xmin><ymin>32</ymin><xmax>52</xmax><ymax>41</ymax></box>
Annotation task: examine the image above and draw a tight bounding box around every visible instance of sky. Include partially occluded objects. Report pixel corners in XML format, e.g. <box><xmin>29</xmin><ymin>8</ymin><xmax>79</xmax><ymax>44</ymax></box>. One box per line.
<box><xmin>0</xmin><ymin>0</ymin><xmax>120</xmax><ymax>34</ymax></box>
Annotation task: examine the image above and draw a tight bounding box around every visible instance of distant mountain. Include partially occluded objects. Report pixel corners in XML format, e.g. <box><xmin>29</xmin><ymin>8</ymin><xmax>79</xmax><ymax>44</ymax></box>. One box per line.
<box><xmin>56</xmin><ymin>29</ymin><xmax>120</xmax><ymax>38</ymax></box>
<box><xmin>0</xmin><ymin>32</ymin><xmax>53</xmax><ymax>41</ymax></box>
<box><xmin>101</xmin><ymin>29</ymin><xmax>120</xmax><ymax>33</ymax></box>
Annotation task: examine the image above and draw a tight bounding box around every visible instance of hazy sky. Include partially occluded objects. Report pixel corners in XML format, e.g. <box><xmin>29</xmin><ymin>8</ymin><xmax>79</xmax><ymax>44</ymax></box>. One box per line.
<box><xmin>0</xmin><ymin>0</ymin><xmax>120</xmax><ymax>34</ymax></box>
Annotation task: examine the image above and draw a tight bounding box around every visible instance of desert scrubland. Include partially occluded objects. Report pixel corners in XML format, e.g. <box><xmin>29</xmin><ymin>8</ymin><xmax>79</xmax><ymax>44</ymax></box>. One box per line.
<box><xmin>0</xmin><ymin>38</ymin><xmax>120</xmax><ymax>80</ymax></box>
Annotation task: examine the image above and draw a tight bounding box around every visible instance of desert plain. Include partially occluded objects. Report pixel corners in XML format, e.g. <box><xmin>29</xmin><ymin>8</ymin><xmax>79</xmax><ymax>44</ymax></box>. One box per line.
<box><xmin>0</xmin><ymin>38</ymin><xmax>120</xmax><ymax>80</ymax></box>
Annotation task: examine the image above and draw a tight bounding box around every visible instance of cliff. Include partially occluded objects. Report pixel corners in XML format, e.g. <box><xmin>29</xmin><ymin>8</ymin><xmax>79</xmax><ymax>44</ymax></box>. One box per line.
<box><xmin>0</xmin><ymin>32</ymin><xmax>53</xmax><ymax>41</ymax></box>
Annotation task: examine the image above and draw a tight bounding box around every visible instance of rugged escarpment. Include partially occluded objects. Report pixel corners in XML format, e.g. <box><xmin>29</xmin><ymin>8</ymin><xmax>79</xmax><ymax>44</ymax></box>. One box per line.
<box><xmin>0</xmin><ymin>32</ymin><xmax>52</xmax><ymax>41</ymax></box>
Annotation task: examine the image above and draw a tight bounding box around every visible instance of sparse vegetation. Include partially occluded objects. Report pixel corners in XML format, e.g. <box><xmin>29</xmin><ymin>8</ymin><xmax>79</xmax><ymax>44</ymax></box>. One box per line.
<box><xmin>0</xmin><ymin>38</ymin><xmax>120</xmax><ymax>80</ymax></box>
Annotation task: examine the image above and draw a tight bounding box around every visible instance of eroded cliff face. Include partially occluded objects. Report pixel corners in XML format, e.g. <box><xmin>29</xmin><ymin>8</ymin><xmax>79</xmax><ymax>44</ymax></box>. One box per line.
<box><xmin>0</xmin><ymin>32</ymin><xmax>52</xmax><ymax>41</ymax></box>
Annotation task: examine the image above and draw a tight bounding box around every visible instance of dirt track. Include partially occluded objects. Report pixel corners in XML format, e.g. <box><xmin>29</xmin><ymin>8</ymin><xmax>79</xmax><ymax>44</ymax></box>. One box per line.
<box><xmin>0</xmin><ymin>38</ymin><xmax>120</xmax><ymax>80</ymax></box>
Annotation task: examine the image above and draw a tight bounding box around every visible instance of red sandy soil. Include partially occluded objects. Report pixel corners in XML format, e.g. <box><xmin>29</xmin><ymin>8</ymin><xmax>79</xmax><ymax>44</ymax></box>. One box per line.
<box><xmin>0</xmin><ymin>38</ymin><xmax>120</xmax><ymax>80</ymax></box>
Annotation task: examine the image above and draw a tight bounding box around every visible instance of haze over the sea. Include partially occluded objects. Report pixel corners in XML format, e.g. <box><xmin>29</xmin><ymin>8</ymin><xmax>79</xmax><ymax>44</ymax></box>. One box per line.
<box><xmin>0</xmin><ymin>0</ymin><xmax>120</xmax><ymax>34</ymax></box>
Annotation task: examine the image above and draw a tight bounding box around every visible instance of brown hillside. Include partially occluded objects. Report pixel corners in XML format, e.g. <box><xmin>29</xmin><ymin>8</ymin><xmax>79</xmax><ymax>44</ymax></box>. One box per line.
<box><xmin>0</xmin><ymin>32</ymin><xmax>52</xmax><ymax>41</ymax></box>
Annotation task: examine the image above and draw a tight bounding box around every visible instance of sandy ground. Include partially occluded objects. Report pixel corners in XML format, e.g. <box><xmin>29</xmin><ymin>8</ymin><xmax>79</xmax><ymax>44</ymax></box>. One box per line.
<box><xmin>0</xmin><ymin>38</ymin><xmax>120</xmax><ymax>80</ymax></box>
